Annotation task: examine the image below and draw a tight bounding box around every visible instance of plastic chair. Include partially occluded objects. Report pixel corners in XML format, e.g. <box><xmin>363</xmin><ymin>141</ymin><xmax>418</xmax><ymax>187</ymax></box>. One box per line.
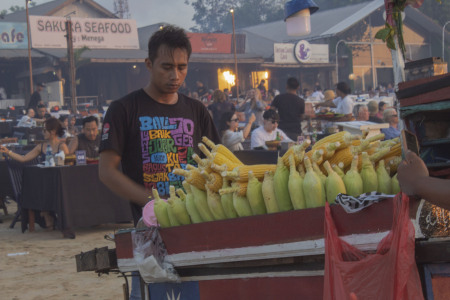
<box><xmin>4</xmin><ymin>155</ymin><xmax>42</xmax><ymax>232</ymax></box>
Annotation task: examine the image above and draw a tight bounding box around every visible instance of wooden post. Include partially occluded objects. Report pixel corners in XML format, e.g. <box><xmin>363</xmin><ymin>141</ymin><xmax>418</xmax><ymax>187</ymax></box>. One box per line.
<box><xmin>66</xmin><ymin>19</ymin><xmax>77</xmax><ymax>114</ymax></box>
<box><xmin>26</xmin><ymin>0</ymin><xmax>33</xmax><ymax>99</ymax></box>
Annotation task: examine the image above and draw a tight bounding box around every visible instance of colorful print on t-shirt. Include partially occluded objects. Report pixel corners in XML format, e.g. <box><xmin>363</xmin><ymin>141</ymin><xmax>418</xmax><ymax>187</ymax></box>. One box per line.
<box><xmin>140</xmin><ymin>116</ymin><xmax>196</xmax><ymax>196</ymax></box>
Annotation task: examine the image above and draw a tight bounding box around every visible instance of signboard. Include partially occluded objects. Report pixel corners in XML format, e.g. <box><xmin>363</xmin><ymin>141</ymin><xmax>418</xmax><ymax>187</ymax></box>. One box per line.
<box><xmin>29</xmin><ymin>16</ymin><xmax>139</xmax><ymax>49</ymax></box>
<box><xmin>0</xmin><ymin>22</ymin><xmax>28</xmax><ymax>49</ymax></box>
<box><xmin>274</xmin><ymin>43</ymin><xmax>329</xmax><ymax>64</ymax></box>
<box><xmin>187</xmin><ymin>33</ymin><xmax>231</xmax><ymax>54</ymax></box>
<box><xmin>75</xmin><ymin>150</ymin><xmax>87</xmax><ymax>165</ymax></box>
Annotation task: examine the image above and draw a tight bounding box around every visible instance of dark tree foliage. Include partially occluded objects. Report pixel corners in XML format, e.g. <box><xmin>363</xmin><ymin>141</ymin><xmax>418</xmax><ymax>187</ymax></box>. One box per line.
<box><xmin>185</xmin><ymin>0</ymin><xmax>284</xmax><ymax>32</ymax></box>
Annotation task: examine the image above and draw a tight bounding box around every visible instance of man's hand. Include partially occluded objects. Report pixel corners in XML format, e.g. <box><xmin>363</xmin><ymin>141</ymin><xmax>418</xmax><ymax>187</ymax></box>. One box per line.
<box><xmin>397</xmin><ymin>151</ymin><xmax>429</xmax><ymax>196</ymax></box>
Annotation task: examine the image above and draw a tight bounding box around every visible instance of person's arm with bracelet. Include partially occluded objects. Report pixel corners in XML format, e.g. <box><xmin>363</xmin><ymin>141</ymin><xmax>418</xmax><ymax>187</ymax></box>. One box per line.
<box><xmin>397</xmin><ymin>151</ymin><xmax>450</xmax><ymax>211</ymax></box>
<box><xmin>0</xmin><ymin>145</ymin><xmax>41</xmax><ymax>163</ymax></box>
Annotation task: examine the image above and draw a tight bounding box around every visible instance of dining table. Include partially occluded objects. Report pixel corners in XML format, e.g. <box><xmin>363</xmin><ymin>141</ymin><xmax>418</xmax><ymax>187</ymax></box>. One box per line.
<box><xmin>21</xmin><ymin>163</ymin><xmax>133</xmax><ymax>238</ymax></box>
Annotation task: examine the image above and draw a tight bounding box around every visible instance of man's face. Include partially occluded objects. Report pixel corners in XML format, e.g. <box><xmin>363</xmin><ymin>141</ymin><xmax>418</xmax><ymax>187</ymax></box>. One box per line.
<box><xmin>37</xmin><ymin>107</ymin><xmax>46</xmax><ymax>118</ymax></box>
<box><xmin>82</xmin><ymin>120</ymin><xmax>98</xmax><ymax>141</ymax></box>
<box><xmin>145</xmin><ymin>45</ymin><xmax>188</xmax><ymax>95</ymax></box>
<box><xmin>28</xmin><ymin>109</ymin><xmax>35</xmax><ymax>118</ymax></box>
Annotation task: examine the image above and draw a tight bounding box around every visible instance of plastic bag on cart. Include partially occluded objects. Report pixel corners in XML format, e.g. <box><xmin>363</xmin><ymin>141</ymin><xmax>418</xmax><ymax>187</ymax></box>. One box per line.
<box><xmin>323</xmin><ymin>193</ymin><xmax>424</xmax><ymax>300</ymax></box>
<box><xmin>132</xmin><ymin>227</ymin><xmax>179</xmax><ymax>283</ymax></box>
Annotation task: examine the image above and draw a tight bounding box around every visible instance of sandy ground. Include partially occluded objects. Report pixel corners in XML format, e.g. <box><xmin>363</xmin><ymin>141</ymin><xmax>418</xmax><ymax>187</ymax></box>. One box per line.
<box><xmin>0</xmin><ymin>200</ymin><xmax>135</xmax><ymax>300</ymax></box>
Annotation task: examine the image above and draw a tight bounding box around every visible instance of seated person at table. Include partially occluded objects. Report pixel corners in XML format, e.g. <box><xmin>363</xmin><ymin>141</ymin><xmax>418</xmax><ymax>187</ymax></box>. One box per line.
<box><xmin>68</xmin><ymin>116</ymin><xmax>100</xmax><ymax>159</ymax></box>
<box><xmin>0</xmin><ymin>117</ymin><xmax>69</xmax><ymax>162</ymax></box>
<box><xmin>332</xmin><ymin>82</ymin><xmax>353</xmax><ymax>116</ymax></box>
<box><xmin>251</xmin><ymin>109</ymin><xmax>293</xmax><ymax>150</ymax></box>
<box><xmin>381</xmin><ymin>108</ymin><xmax>400</xmax><ymax>140</ymax></box>
<box><xmin>58</xmin><ymin>115</ymin><xmax>73</xmax><ymax>140</ymax></box>
<box><xmin>220</xmin><ymin>111</ymin><xmax>255</xmax><ymax>152</ymax></box>
<box><xmin>35</xmin><ymin>104</ymin><xmax>51</xmax><ymax>124</ymax></box>
<box><xmin>368</xmin><ymin>100</ymin><xmax>383</xmax><ymax>123</ymax></box>
<box><xmin>355</xmin><ymin>105</ymin><xmax>369</xmax><ymax>121</ymax></box>
<box><xmin>17</xmin><ymin>108</ymin><xmax>37</xmax><ymax>127</ymax></box>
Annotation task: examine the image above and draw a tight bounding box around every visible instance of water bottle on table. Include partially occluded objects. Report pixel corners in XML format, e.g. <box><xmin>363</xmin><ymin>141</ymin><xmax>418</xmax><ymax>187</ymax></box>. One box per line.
<box><xmin>45</xmin><ymin>144</ymin><xmax>55</xmax><ymax>167</ymax></box>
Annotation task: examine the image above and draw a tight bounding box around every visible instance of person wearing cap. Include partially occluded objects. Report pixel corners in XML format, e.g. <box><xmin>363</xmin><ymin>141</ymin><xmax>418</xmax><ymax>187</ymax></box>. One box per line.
<box><xmin>332</xmin><ymin>82</ymin><xmax>354</xmax><ymax>116</ymax></box>
<box><xmin>28</xmin><ymin>82</ymin><xmax>45</xmax><ymax>110</ymax></box>
<box><xmin>380</xmin><ymin>108</ymin><xmax>400</xmax><ymax>140</ymax></box>
<box><xmin>314</xmin><ymin>89</ymin><xmax>336</xmax><ymax>112</ymax></box>
<box><xmin>368</xmin><ymin>100</ymin><xmax>382</xmax><ymax>123</ymax></box>
<box><xmin>250</xmin><ymin>109</ymin><xmax>293</xmax><ymax>150</ymax></box>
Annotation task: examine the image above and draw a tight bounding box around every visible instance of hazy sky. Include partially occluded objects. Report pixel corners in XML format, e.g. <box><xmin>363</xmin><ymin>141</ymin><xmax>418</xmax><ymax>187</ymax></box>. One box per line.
<box><xmin>0</xmin><ymin>0</ymin><xmax>196</xmax><ymax>29</ymax></box>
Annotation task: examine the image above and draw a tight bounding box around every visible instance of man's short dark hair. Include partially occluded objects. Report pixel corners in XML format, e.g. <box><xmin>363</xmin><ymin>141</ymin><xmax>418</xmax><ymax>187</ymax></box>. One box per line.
<box><xmin>286</xmin><ymin>77</ymin><xmax>300</xmax><ymax>90</ymax></box>
<box><xmin>37</xmin><ymin>104</ymin><xmax>46</xmax><ymax>109</ymax></box>
<box><xmin>336</xmin><ymin>82</ymin><xmax>351</xmax><ymax>95</ymax></box>
<box><xmin>37</xmin><ymin>82</ymin><xmax>45</xmax><ymax>87</ymax></box>
<box><xmin>147</xmin><ymin>25</ymin><xmax>192</xmax><ymax>63</ymax></box>
<box><xmin>263</xmin><ymin>109</ymin><xmax>279</xmax><ymax>121</ymax></box>
<box><xmin>82</xmin><ymin>116</ymin><xmax>98</xmax><ymax>127</ymax></box>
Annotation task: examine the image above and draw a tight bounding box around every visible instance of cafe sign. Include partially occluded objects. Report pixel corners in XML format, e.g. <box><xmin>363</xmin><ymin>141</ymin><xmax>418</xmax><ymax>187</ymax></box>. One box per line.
<box><xmin>0</xmin><ymin>22</ymin><xmax>28</xmax><ymax>49</ymax></box>
<box><xmin>29</xmin><ymin>16</ymin><xmax>139</xmax><ymax>49</ymax></box>
<box><xmin>274</xmin><ymin>43</ymin><xmax>329</xmax><ymax>64</ymax></box>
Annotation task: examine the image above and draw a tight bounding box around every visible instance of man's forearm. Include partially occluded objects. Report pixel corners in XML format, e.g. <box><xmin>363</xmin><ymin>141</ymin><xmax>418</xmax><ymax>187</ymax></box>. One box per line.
<box><xmin>414</xmin><ymin>176</ymin><xmax>450</xmax><ymax>211</ymax></box>
<box><xmin>99</xmin><ymin>166</ymin><xmax>151</xmax><ymax>207</ymax></box>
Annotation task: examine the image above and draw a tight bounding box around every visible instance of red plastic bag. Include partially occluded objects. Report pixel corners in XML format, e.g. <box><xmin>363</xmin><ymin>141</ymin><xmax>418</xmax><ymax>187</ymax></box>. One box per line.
<box><xmin>323</xmin><ymin>193</ymin><xmax>424</xmax><ymax>300</ymax></box>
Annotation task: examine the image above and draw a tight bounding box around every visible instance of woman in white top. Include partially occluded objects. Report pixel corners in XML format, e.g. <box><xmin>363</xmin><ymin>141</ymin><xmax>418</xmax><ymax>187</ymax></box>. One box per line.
<box><xmin>220</xmin><ymin>111</ymin><xmax>255</xmax><ymax>152</ymax></box>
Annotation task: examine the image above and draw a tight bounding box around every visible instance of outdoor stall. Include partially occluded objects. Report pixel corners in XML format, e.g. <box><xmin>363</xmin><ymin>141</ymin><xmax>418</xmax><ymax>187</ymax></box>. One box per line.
<box><xmin>76</xmin><ymin>131</ymin><xmax>427</xmax><ymax>299</ymax></box>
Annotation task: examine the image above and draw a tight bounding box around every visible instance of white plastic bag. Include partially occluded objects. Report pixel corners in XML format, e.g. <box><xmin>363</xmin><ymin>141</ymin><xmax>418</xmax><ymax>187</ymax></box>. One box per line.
<box><xmin>132</xmin><ymin>228</ymin><xmax>179</xmax><ymax>283</ymax></box>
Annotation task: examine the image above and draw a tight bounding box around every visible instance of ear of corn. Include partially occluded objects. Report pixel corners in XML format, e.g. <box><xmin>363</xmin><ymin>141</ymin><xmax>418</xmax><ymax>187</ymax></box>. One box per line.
<box><xmin>332</xmin><ymin>163</ymin><xmax>345</xmax><ymax>178</ymax></box>
<box><xmin>222</xmin><ymin>164</ymin><xmax>277</xmax><ymax>182</ymax></box>
<box><xmin>303</xmin><ymin>157</ymin><xmax>325</xmax><ymax>208</ymax></box>
<box><xmin>202</xmin><ymin>136</ymin><xmax>243</xmax><ymax>165</ymax></box>
<box><xmin>202</xmin><ymin>171</ymin><xmax>223</xmax><ymax>193</ymax></box>
<box><xmin>384</xmin><ymin>156</ymin><xmax>402</xmax><ymax>175</ymax></box>
<box><xmin>297</xmin><ymin>163</ymin><xmax>305</xmax><ymax>178</ymax></box>
<box><xmin>323</xmin><ymin>142</ymin><xmax>341</xmax><ymax>159</ymax></box>
<box><xmin>167</xmin><ymin>186</ymin><xmax>190</xmax><ymax>226</ymax></box>
<box><xmin>312</xmin><ymin>161</ymin><xmax>327</xmax><ymax>186</ymax></box>
<box><xmin>361</xmin><ymin>152</ymin><xmax>378</xmax><ymax>193</ymax></box>
<box><xmin>369</xmin><ymin>147</ymin><xmax>391</xmax><ymax>164</ymax></box>
<box><xmin>152</xmin><ymin>188</ymin><xmax>171</xmax><ymax>228</ymax></box>
<box><xmin>220</xmin><ymin>179</ymin><xmax>238</xmax><ymax>219</ymax></box>
<box><xmin>376</xmin><ymin>160</ymin><xmax>392</xmax><ymax>194</ymax></box>
<box><xmin>182</xmin><ymin>182</ymin><xmax>203</xmax><ymax>223</ymax></box>
<box><xmin>192</xmin><ymin>153</ymin><xmax>213</xmax><ymax>173</ymax></box>
<box><xmin>288</xmin><ymin>154</ymin><xmax>306</xmax><ymax>210</ymax></box>
<box><xmin>206</xmin><ymin>187</ymin><xmax>227</xmax><ymax>220</ymax></box>
<box><xmin>323</xmin><ymin>161</ymin><xmax>346</xmax><ymax>204</ymax></box>
<box><xmin>353</xmin><ymin>133</ymin><xmax>385</xmax><ymax>153</ymax></box>
<box><xmin>247</xmin><ymin>171</ymin><xmax>267</xmax><ymax>215</ymax></box>
<box><xmin>173</xmin><ymin>167</ymin><xmax>206</xmax><ymax>190</ymax></box>
<box><xmin>312</xmin><ymin>131</ymin><xmax>351</xmax><ymax>151</ymax></box>
<box><xmin>219</xmin><ymin>181</ymin><xmax>248</xmax><ymax>197</ymax></box>
<box><xmin>191</xmin><ymin>185</ymin><xmax>215</xmax><ymax>222</ymax></box>
<box><xmin>343</xmin><ymin>156</ymin><xmax>364</xmax><ymax>197</ymax></box>
<box><xmin>274</xmin><ymin>157</ymin><xmax>293</xmax><ymax>211</ymax></box>
<box><xmin>391</xmin><ymin>173</ymin><xmax>401</xmax><ymax>194</ymax></box>
<box><xmin>262</xmin><ymin>171</ymin><xmax>280</xmax><ymax>213</ymax></box>
<box><xmin>327</xmin><ymin>147</ymin><xmax>354</xmax><ymax>171</ymax></box>
<box><xmin>281</xmin><ymin>139</ymin><xmax>311</xmax><ymax>166</ymax></box>
<box><xmin>232</xmin><ymin>191</ymin><xmax>253</xmax><ymax>217</ymax></box>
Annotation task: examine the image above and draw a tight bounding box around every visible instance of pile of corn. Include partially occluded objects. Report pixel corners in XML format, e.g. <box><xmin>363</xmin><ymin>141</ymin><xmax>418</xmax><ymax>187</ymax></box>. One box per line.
<box><xmin>153</xmin><ymin>132</ymin><xmax>402</xmax><ymax>227</ymax></box>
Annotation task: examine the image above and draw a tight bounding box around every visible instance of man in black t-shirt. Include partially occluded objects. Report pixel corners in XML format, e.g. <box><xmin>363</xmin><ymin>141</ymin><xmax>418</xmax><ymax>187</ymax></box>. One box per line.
<box><xmin>99</xmin><ymin>25</ymin><xmax>220</xmax><ymax>226</ymax></box>
<box><xmin>270</xmin><ymin>77</ymin><xmax>305</xmax><ymax>141</ymax></box>
<box><xmin>28</xmin><ymin>83</ymin><xmax>45</xmax><ymax>110</ymax></box>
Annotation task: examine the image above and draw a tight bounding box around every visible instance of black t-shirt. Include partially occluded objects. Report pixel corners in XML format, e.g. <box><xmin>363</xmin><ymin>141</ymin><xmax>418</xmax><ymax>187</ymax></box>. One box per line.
<box><xmin>271</xmin><ymin>93</ymin><xmax>305</xmax><ymax>134</ymax></box>
<box><xmin>28</xmin><ymin>91</ymin><xmax>42</xmax><ymax>109</ymax></box>
<box><xmin>100</xmin><ymin>89</ymin><xmax>220</xmax><ymax>223</ymax></box>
